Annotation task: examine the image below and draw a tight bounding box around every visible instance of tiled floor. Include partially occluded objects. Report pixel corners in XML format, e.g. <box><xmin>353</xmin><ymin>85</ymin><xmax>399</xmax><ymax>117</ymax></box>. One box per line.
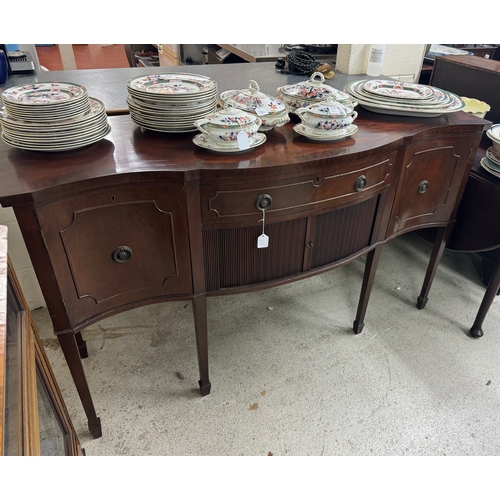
<box><xmin>34</xmin><ymin>232</ymin><xmax>500</xmax><ymax>456</ymax></box>
<box><xmin>36</xmin><ymin>44</ymin><xmax>130</xmax><ymax>70</ymax></box>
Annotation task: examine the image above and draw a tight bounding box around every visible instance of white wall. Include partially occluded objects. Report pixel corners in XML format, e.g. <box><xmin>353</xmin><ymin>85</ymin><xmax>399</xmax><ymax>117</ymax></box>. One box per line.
<box><xmin>336</xmin><ymin>44</ymin><xmax>427</xmax><ymax>82</ymax></box>
<box><xmin>0</xmin><ymin>207</ymin><xmax>45</xmax><ymax>309</ymax></box>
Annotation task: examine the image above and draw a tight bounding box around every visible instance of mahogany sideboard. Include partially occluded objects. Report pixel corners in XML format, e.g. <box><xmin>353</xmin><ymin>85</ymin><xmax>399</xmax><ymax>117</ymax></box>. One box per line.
<box><xmin>0</xmin><ymin>108</ymin><xmax>489</xmax><ymax>438</ymax></box>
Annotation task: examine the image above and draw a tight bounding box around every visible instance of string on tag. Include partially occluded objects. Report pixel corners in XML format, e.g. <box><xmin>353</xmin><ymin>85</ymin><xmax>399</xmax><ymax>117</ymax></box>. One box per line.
<box><xmin>237</xmin><ymin>117</ymin><xmax>250</xmax><ymax>150</ymax></box>
<box><xmin>257</xmin><ymin>203</ymin><xmax>269</xmax><ymax>248</ymax></box>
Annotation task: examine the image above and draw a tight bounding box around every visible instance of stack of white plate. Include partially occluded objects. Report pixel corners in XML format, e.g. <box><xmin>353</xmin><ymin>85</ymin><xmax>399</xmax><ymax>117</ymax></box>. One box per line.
<box><xmin>126</xmin><ymin>73</ymin><xmax>218</xmax><ymax>133</ymax></box>
<box><xmin>344</xmin><ymin>79</ymin><xmax>464</xmax><ymax>118</ymax></box>
<box><xmin>480</xmin><ymin>147</ymin><xmax>500</xmax><ymax>178</ymax></box>
<box><xmin>0</xmin><ymin>82</ymin><xmax>110</xmax><ymax>151</ymax></box>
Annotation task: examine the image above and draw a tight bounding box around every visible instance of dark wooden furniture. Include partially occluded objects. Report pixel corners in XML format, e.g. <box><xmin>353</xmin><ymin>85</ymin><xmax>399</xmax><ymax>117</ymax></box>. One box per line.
<box><xmin>444</xmin><ymin>45</ymin><xmax>498</xmax><ymax>59</ymax></box>
<box><xmin>428</xmin><ymin>55</ymin><xmax>500</xmax><ymax>336</ymax></box>
<box><xmin>443</xmin><ymin>148</ymin><xmax>500</xmax><ymax>338</ymax></box>
<box><xmin>0</xmin><ymin>225</ymin><xmax>83</xmax><ymax>455</ymax></box>
<box><xmin>420</xmin><ymin>48</ymin><xmax>499</xmax><ymax>85</ymax></box>
<box><xmin>0</xmin><ymin>106</ymin><xmax>488</xmax><ymax>439</ymax></box>
<box><xmin>430</xmin><ymin>55</ymin><xmax>500</xmax><ymax>125</ymax></box>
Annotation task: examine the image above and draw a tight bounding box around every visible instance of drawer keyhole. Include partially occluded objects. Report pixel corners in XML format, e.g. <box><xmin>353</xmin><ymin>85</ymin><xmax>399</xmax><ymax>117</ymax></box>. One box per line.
<box><xmin>418</xmin><ymin>180</ymin><xmax>429</xmax><ymax>194</ymax></box>
<box><xmin>355</xmin><ymin>175</ymin><xmax>367</xmax><ymax>192</ymax></box>
<box><xmin>255</xmin><ymin>194</ymin><xmax>273</xmax><ymax>211</ymax></box>
<box><xmin>112</xmin><ymin>246</ymin><xmax>133</xmax><ymax>263</ymax></box>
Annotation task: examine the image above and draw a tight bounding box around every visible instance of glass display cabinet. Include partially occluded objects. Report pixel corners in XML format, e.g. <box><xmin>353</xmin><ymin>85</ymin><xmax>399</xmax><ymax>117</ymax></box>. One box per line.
<box><xmin>0</xmin><ymin>225</ymin><xmax>83</xmax><ymax>456</ymax></box>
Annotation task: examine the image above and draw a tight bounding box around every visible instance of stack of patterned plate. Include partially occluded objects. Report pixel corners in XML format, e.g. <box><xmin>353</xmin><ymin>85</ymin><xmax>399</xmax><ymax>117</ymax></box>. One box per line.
<box><xmin>126</xmin><ymin>73</ymin><xmax>218</xmax><ymax>133</ymax></box>
<box><xmin>0</xmin><ymin>82</ymin><xmax>110</xmax><ymax>151</ymax></box>
<box><xmin>344</xmin><ymin>79</ymin><xmax>464</xmax><ymax>117</ymax></box>
<box><xmin>480</xmin><ymin>147</ymin><xmax>500</xmax><ymax>179</ymax></box>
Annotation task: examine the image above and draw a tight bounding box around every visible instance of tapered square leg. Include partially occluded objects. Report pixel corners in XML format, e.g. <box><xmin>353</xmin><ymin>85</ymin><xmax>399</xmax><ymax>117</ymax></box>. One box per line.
<box><xmin>353</xmin><ymin>245</ymin><xmax>383</xmax><ymax>334</ymax></box>
<box><xmin>75</xmin><ymin>331</ymin><xmax>88</xmax><ymax>358</ymax></box>
<box><xmin>57</xmin><ymin>332</ymin><xmax>102</xmax><ymax>438</ymax></box>
<box><xmin>192</xmin><ymin>294</ymin><xmax>211</xmax><ymax>396</ymax></box>
<box><xmin>417</xmin><ymin>225</ymin><xmax>451</xmax><ymax>310</ymax></box>
<box><xmin>469</xmin><ymin>260</ymin><xmax>500</xmax><ymax>338</ymax></box>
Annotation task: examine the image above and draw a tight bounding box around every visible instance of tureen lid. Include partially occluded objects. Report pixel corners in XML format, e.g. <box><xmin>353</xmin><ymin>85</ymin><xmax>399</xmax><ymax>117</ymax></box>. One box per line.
<box><xmin>277</xmin><ymin>72</ymin><xmax>352</xmax><ymax>103</ymax></box>
<box><xmin>221</xmin><ymin>80</ymin><xmax>287</xmax><ymax>115</ymax></box>
<box><xmin>202</xmin><ymin>102</ymin><xmax>260</xmax><ymax>127</ymax></box>
<box><xmin>301</xmin><ymin>96</ymin><xmax>354</xmax><ymax>117</ymax></box>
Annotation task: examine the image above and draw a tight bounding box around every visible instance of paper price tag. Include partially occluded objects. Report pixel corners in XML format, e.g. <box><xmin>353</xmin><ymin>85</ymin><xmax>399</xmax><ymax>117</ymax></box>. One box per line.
<box><xmin>255</xmin><ymin>106</ymin><xmax>268</xmax><ymax>116</ymax></box>
<box><xmin>237</xmin><ymin>130</ymin><xmax>250</xmax><ymax>150</ymax></box>
<box><xmin>257</xmin><ymin>233</ymin><xmax>269</xmax><ymax>248</ymax></box>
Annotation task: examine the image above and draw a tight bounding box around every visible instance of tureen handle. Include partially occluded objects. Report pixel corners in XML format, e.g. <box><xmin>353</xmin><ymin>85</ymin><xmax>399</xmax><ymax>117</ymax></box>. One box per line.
<box><xmin>194</xmin><ymin>118</ymin><xmax>209</xmax><ymax>136</ymax></box>
<box><xmin>248</xmin><ymin>80</ymin><xmax>260</xmax><ymax>96</ymax></box>
<box><xmin>310</xmin><ymin>72</ymin><xmax>325</xmax><ymax>84</ymax></box>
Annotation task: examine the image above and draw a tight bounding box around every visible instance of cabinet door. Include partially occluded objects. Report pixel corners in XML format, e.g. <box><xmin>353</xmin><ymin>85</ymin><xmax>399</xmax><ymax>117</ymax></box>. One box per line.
<box><xmin>36</xmin><ymin>182</ymin><xmax>192</xmax><ymax>327</ymax></box>
<box><xmin>203</xmin><ymin>217</ymin><xmax>307</xmax><ymax>291</ymax></box>
<box><xmin>388</xmin><ymin>137</ymin><xmax>473</xmax><ymax>235</ymax></box>
<box><xmin>1</xmin><ymin>226</ymin><xmax>83</xmax><ymax>456</ymax></box>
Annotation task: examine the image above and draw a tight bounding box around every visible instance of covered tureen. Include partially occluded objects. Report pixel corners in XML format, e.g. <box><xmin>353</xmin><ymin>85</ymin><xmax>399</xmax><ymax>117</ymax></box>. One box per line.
<box><xmin>276</xmin><ymin>72</ymin><xmax>357</xmax><ymax>113</ymax></box>
<box><xmin>220</xmin><ymin>80</ymin><xmax>290</xmax><ymax>131</ymax></box>
<box><xmin>193</xmin><ymin>102</ymin><xmax>264</xmax><ymax>151</ymax></box>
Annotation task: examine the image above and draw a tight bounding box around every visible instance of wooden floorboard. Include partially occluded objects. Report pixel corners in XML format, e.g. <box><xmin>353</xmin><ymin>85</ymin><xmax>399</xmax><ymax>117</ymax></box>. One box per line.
<box><xmin>37</xmin><ymin>44</ymin><xmax>130</xmax><ymax>71</ymax></box>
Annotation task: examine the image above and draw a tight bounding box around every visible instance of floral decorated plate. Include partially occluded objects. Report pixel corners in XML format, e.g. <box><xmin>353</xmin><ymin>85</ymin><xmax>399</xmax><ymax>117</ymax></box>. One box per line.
<box><xmin>1</xmin><ymin>124</ymin><xmax>111</xmax><ymax>151</ymax></box>
<box><xmin>193</xmin><ymin>132</ymin><xmax>267</xmax><ymax>153</ymax></box>
<box><xmin>2</xmin><ymin>82</ymin><xmax>88</xmax><ymax>105</ymax></box>
<box><xmin>362</xmin><ymin>80</ymin><xmax>435</xmax><ymax>100</ymax></box>
<box><xmin>486</xmin><ymin>147</ymin><xmax>500</xmax><ymax>166</ymax></box>
<box><xmin>0</xmin><ymin>98</ymin><xmax>105</xmax><ymax>130</ymax></box>
<box><xmin>127</xmin><ymin>73</ymin><xmax>217</xmax><ymax>95</ymax></box>
<box><xmin>293</xmin><ymin>123</ymin><xmax>358</xmax><ymax>141</ymax></box>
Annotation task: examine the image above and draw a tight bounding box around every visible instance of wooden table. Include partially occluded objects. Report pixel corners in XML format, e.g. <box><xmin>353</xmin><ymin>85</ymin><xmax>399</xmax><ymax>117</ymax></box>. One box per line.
<box><xmin>443</xmin><ymin>147</ymin><xmax>500</xmax><ymax>337</ymax></box>
<box><xmin>0</xmin><ymin>74</ymin><xmax>489</xmax><ymax>438</ymax></box>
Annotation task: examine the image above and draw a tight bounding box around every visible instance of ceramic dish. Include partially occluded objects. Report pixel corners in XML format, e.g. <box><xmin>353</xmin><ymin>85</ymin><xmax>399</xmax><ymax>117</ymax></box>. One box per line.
<box><xmin>0</xmin><ymin>98</ymin><xmax>105</xmax><ymax>130</ymax></box>
<box><xmin>126</xmin><ymin>73</ymin><xmax>218</xmax><ymax>132</ymax></box>
<box><xmin>480</xmin><ymin>157</ymin><xmax>500</xmax><ymax>178</ymax></box>
<box><xmin>486</xmin><ymin>125</ymin><xmax>500</xmax><ymax>151</ymax></box>
<box><xmin>362</xmin><ymin>80</ymin><xmax>435</xmax><ymax>100</ymax></box>
<box><xmin>2</xmin><ymin>81</ymin><xmax>88</xmax><ymax>105</ymax></box>
<box><xmin>220</xmin><ymin>80</ymin><xmax>290</xmax><ymax>132</ymax></box>
<box><xmin>1</xmin><ymin>124</ymin><xmax>111</xmax><ymax>151</ymax></box>
<box><xmin>461</xmin><ymin>97</ymin><xmax>490</xmax><ymax>118</ymax></box>
<box><xmin>295</xmin><ymin>97</ymin><xmax>358</xmax><ymax>134</ymax></box>
<box><xmin>193</xmin><ymin>132</ymin><xmax>266</xmax><ymax>152</ymax></box>
<box><xmin>348</xmin><ymin>80</ymin><xmax>452</xmax><ymax>107</ymax></box>
<box><xmin>293</xmin><ymin>123</ymin><xmax>358</xmax><ymax>141</ymax></box>
<box><xmin>127</xmin><ymin>73</ymin><xmax>217</xmax><ymax>95</ymax></box>
<box><xmin>486</xmin><ymin>146</ymin><xmax>500</xmax><ymax>165</ymax></box>
<box><xmin>344</xmin><ymin>79</ymin><xmax>464</xmax><ymax>117</ymax></box>
<box><xmin>277</xmin><ymin>72</ymin><xmax>356</xmax><ymax>113</ymax></box>
<box><xmin>194</xmin><ymin>105</ymin><xmax>262</xmax><ymax>147</ymax></box>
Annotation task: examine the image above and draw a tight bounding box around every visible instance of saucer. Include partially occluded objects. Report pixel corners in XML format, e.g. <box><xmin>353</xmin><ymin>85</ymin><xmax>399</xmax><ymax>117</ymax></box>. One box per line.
<box><xmin>193</xmin><ymin>132</ymin><xmax>266</xmax><ymax>153</ymax></box>
<box><xmin>486</xmin><ymin>146</ymin><xmax>500</xmax><ymax>166</ymax></box>
<box><xmin>293</xmin><ymin>123</ymin><xmax>358</xmax><ymax>141</ymax></box>
<box><xmin>480</xmin><ymin>157</ymin><xmax>500</xmax><ymax>178</ymax></box>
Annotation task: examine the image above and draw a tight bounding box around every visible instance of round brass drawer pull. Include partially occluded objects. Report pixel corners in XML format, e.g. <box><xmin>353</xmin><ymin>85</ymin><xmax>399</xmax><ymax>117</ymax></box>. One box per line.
<box><xmin>112</xmin><ymin>246</ymin><xmax>133</xmax><ymax>263</ymax></box>
<box><xmin>355</xmin><ymin>175</ymin><xmax>367</xmax><ymax>192</ymax></box>
<box><xmin>255</xmin><ymin>194</ymin><xmax>273</xmax><ymax>211</ymax></box>
<box><xmin>418</xmin><ymin>180</ymin><xmax>429</xmax><ymax>194</ymax></box>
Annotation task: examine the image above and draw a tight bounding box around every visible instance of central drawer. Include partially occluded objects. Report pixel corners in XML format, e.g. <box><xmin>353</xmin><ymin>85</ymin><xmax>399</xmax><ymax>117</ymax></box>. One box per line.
<box><xmin>200</xmin><ymin>152</ymin><xmax>397</xmax><ymax>227</ymax></box>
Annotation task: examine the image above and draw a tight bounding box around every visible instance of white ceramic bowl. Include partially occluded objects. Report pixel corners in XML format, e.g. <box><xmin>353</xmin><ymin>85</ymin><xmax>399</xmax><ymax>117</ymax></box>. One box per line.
<box><xmin>296</xmin><ymin>98</ymin><xmax>358</xmax><ymax>134</ymax></box>
<box><xmin>276</xmin><ymin>72</ymin><xmax>357</xmax><ymax>114</ymax></box>
<box><xmin>486</xmin><ymin>124</ymin><xmax>500</xmax><ymax>152</ymax></box>
<box><xmin>194</xmin><ymin>104</ymin><xmax>261</xmax><ymax>147</ymax></box>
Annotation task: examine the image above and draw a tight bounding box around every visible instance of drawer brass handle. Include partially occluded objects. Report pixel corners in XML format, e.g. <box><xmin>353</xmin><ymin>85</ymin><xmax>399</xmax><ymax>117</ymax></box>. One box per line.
<box><xmin>112</xmin><ymin>246</ymin><xmax>133</xmax><ymax>263</ymax></box>
<box><xmin>418</xmin><ymin>180</ymin><xmax>429</xmax><ymax>194</ymax></box>
<box><xmin>255</xmin><ymin>194</ymin><xmax>273</xmax><ymax>211</ymax></box>
<box><xmin>355</xmin><ymin>175</ymin><xmax>367</xmax><ymax>192</ymax></box>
